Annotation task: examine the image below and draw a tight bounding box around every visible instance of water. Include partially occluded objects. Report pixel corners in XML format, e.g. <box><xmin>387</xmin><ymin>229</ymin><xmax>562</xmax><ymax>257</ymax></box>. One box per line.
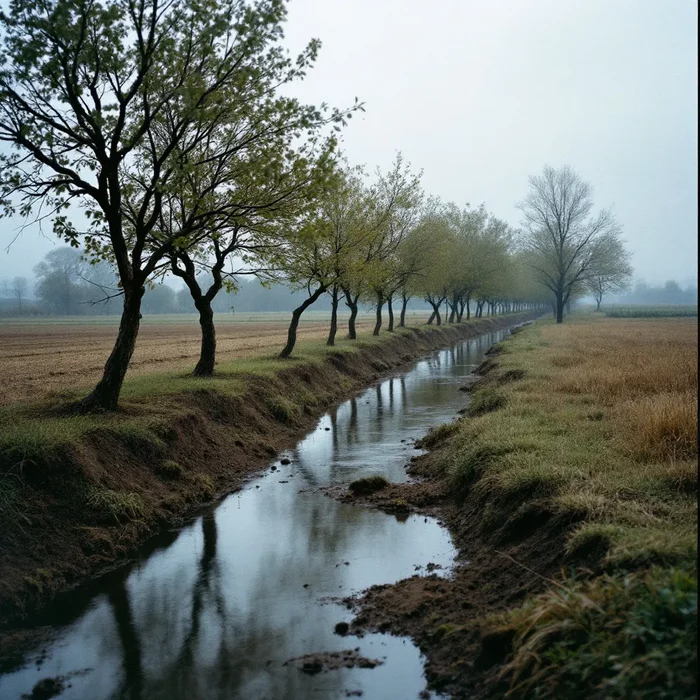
<box><xmin>0</xmin><ymin>328</ymin><xmax>511</xmax><ymax>700</ymax></box>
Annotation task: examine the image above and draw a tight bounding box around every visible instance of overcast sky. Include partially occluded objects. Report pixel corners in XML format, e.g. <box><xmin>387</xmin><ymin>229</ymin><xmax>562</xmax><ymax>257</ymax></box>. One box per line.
<box><xmin>1</xmin><ymin>0</ymin><xmax>697</xmax><ymax>286</ymax></box>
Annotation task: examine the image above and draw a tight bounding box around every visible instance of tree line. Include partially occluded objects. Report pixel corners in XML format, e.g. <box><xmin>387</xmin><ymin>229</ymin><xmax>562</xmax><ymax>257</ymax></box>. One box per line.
<box><xmin>0</xmin><ymin>0</ymin><xmax>629</xmax><ymax>410</ymax></box>
<box><xmin>0</xmin><ymin>246</ymin><xmax>350</xmax><ymax>316</ymax></box>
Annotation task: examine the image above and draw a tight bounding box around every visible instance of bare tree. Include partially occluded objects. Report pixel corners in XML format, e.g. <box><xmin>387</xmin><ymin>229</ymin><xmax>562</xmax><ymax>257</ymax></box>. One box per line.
<box><xmin>9</xmin><ymin>276</ymin><xmax>28</xmax><ymax>314</ymax></box>
<box><xmin>587</xmin><ymin>234</ymin><xmax>634</xmax><ymax>310</ymax></box>
<box><xmin>518</xmin><ymin>165</ymin><xmax>622</xmax><ymax>323</ymax></box>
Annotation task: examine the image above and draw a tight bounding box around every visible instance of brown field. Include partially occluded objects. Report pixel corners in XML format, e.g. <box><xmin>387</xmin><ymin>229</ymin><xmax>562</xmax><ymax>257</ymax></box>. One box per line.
<box><xmin>0</xmin><ymin>312</ymin><xmax>423</xmax><ymax>405</ymax></box>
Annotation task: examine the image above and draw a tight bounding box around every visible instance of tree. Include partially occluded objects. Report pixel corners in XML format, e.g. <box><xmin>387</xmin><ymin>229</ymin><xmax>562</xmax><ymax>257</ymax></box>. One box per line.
<box><xmin>0</xmin><ymin>0</ymin><xmax>354</xmax><ymax>410</ymax></box>
<box><xmin>9</xmin><ymin>275</ymin><xmax>28</xmax><ymax>314</ymax></box>
<box><xmin>586</xmin><ymin>234</ymin><xmax>633</xmax><ymax>310</ymax></box>
<box><xmin>33</xmin><ymin>247</ymin><xmax>86</xmax><ymax>315</ymax></box>
<box><xmin>361</xmin><ymin>155</ymin><xmax>423</xmax><ymax>336</ymax></box>
<box><xmin>518</xmin><ymin>165</ymin><xmax>623</xmax><ymax>323</ymax></box>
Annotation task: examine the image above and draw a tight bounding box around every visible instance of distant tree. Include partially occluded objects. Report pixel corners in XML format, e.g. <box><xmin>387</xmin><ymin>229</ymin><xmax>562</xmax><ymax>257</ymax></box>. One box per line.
<box><xmin>9</xmin><ymin>276</ymin><xmax>28</xmax><ymax>314</ymax></box>
<box><xmin>519</xmin><ymin>165</ymin><xmax>623</xmax><ymax>323</ymax></box>
<box><xmin>141</xmin><ymin>284</ymin><xmax>177</xmax><ymax>315</ymax></box>
<box><xmin>663</xmin><ymin>280</ymin><xmax>683</xmax><ymax>304</ymax></box>
<box><xmin>33</xmin><ymin>247</ymin><xmax>86</xmax><ymax>315</ymax></box>
<box><xmin>587</xmin><ymin>235</ymin><xmax>633</xmax><ymax>310</ymax></box>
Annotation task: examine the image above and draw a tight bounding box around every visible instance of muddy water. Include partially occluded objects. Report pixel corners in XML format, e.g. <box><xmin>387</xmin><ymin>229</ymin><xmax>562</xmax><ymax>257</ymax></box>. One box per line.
<box><xmin>0</xmin><ymin>328</ymin><xmax>511</xmax><ymax>700</ymax></box>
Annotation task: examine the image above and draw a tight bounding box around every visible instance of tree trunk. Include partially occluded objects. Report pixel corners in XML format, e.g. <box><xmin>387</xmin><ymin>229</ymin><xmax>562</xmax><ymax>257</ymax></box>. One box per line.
<box><xmin>595</xmin><ymin>296</ymin><xmax>602</xmax><ymax>311</ymax></box>
<box><xmin>280</xmin><ymin>284</ymin><xmax>327</xmax><ymax>358</ymax></box>
<box><xmin>448</xmin><ymin>294</ymin><xmax>458</xmax><ymax>323</ymax></box>
<box><xmin>78</xmin><ymin>285</ymin><xmax>144</xmax><ymax>411</ymax></box>
<box><xmin>193</xmin><ymin>299</ymin><xmax>216</xmax><ymax>377</ymax></box>
<box><xmin>373</xmin><ymin>291</ymin><xmax>384</xmax><ymax>336</ymax></box>
<box><xmin>429</xmin><ymin>301</ymin><xmax>442</xmax><ymax>326</ymax></box>
<box><xmin>427</xmin><ymin>309</ymin><xmax>436</xmax><ymax>325</ymax></box>
<box><xmin>387</xmin><ymin>296</ymin><xmax>395</xmax><ymax>332</ymax></box>
<box><xmin>555</xmin><ymin>296</ymin><xmax>564</xmax><ymax>322</ymax></box>
<box><xmin>327</xmin><ymin>286</ymin><xmax>339</xmax><ymax>346</ymax></box>
<box><xmin>399</xmin><ymin>294</ymin><xmax>409</xmax><ymax>327</ymax></box>
<box><xmin>344</xmin><ymin>288</ymin><xmax>359</xmax><ymax>339</ymax></box>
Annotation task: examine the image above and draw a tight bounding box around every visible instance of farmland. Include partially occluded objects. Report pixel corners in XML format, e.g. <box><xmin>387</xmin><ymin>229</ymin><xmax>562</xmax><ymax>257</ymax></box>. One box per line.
<box><xmin>0</xmin><ymin>311</ymin><xmax>429</xmax><ymax>406</ymax></box>
<box><xmin>603</xmin><ymin>304</ymin><xmax>698</xmax><ymax>318</ymax></box>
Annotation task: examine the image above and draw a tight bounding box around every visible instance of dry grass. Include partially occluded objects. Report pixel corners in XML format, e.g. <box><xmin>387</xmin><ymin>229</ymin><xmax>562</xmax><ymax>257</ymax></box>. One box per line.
<box><xmin>0</xmin><ymin>312</ymin><xmax>424</xmax><ymax>405</ymax></box>
<box><xmin>447</xmin><ymin>316</ymin><xmax>698</xmax><ymax>567</ymax></box>
<box><xmin>620</xmin><ymin>391</ymin><xmax>697</xmax><ymax>462</ymax></box>
<box><xmin>443</xmin><ymin>317</ymin><xmax>699</xmax><ymax>698</ymax></box>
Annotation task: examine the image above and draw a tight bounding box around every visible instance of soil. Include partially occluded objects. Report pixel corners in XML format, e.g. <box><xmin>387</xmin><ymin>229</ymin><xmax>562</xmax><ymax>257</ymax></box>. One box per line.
<box><xmin>0</xmin><ymin>316</ymin><xmax>383</xmax><ymax>405</ymax></box>
<box><xmin>0</xmin><ymin>313</ymin><xmax>540</xmax><ymax>635</ymax></box>
<box><xmin>283</xmin><ymin>649</ymin><xmax>384</xmax><ymax>674</ymax></box>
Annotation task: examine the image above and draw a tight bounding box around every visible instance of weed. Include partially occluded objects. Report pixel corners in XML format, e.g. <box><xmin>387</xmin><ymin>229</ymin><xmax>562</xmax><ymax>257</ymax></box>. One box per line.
<box><xmin>156</xmin><ymin>460</ymin><xmax>183</xmax><ymax>478</ymax></box>
<box><xmin>85</xmin><ymin>487</ymin><xmax>147</xmax><ymax>523</ymax></box>
<box><xmin>266</xmin><ymin>396</ymin><xmax>300</xmax><ymax>424</ymax></box>
<box><xmin>421</xmin><ymin>421</ymin><xmax>460</xmax><ymax>448</ymax></box>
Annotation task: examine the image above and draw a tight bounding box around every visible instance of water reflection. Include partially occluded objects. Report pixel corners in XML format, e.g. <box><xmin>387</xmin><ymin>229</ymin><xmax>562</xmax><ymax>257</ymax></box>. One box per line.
<box><xmin>0</xmin><ymin>329</ymin><xmax>510</xmax><ymax>700</ymax></box>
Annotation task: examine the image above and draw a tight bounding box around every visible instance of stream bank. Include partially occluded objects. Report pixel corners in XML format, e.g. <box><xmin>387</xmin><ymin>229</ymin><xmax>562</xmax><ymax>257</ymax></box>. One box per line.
<box><xmin>339</xmin><ymin>319</ymin><xmax>697</xmax><ymax>699</ymax></box>
<box><xmin>0</xmin><ymin>313</ymin><xmax>540</xmax><ymax>631</ymax></box>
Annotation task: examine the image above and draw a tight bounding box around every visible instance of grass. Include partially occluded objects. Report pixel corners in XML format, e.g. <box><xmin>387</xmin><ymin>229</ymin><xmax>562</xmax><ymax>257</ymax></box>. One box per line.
<box><xmin>603</xmin><ymin>305</ymin><xmax>697</xmax><ymax>318</ymax></box>
<box><xmin>429</xmin><ymin>316</ymin><xmax>697</xmax><ymax>696</ymax></box>
<box><xmin>491</xmin><ymin>566</ymin><xmax>697</xmax><ymax>699</ymax></box>
<box><xmin>85</xmin><ymin>487</ymin><xmax>148</xmax><ymax>523</ymax></box>
<box><xmin>349</xmin><ymin>475</ymin><xmax>390</xmax><ymax>495</ymax></box>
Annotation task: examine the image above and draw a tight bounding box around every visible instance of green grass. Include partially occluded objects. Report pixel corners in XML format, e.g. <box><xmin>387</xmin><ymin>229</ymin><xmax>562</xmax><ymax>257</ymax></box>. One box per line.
<box><xmin>603</xmin><ymin>305</ymin><xmax>697</xmax><ymax>318</ymax></box>
<box><xmin>85</xmin><ymin>487</ymin><xmax>148</xmax><ymax>523</ymax></box>
<box><xmin>492</xmin><ymin>566</ymin><xmax>697</xmax><ymax>699</ymax></box>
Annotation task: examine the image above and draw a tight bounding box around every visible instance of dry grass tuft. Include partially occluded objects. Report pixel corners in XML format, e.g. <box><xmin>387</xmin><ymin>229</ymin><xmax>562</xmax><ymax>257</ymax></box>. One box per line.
<box><xmin>620</xmin><ymin>391</ymin><xmax>698</xmax><ymax>461</ymax></box>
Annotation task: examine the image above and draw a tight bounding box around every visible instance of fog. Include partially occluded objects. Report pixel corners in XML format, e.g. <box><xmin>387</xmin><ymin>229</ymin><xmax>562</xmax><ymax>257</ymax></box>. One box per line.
<box><xmin>0</xmin><ymin>0</ymin><xmax>697</xmax><ymax>286</ymax></box>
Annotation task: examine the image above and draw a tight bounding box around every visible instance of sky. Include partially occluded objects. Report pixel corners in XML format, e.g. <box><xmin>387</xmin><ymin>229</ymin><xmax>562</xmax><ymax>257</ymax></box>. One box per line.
<box><xmin>0</xmin><ymin>0</ymin><xmax>697</xmax><ymax>287</ymax></box>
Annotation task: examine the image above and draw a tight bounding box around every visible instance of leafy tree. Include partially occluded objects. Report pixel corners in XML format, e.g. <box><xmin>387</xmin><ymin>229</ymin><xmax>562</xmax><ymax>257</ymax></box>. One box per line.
<box><xmin>518</xmin><ymin>165</ymin><xmax>623</xmax><ymax>323</ymax></box>
<box><xmin>0</xmin><ymin>0</ymin><xmax>353</xmax><ymax>409</ymax></box>
<box><xmin>33</xmin><ymin>247</ymin><xmax>86</xmax><ymax>315</ymax></box>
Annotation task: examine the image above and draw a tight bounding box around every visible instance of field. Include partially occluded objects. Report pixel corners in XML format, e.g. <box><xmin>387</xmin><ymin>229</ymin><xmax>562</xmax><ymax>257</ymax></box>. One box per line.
<box><xmin>603</xmin><ymin>304</ymin><xmax>697</xmax><ymax>318</ymax></box>
<box><xmin>0</xmin><ymin>311</ymin><xmax>430</xmax><ymax>406</ymax></box>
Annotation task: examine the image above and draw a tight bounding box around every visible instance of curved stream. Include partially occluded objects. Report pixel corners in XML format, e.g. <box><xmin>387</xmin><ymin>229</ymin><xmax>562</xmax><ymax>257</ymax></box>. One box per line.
<box><xmin>0</xmin><ymin>327</ymin><xmax>512</xmax><ymax>700</ymax></box>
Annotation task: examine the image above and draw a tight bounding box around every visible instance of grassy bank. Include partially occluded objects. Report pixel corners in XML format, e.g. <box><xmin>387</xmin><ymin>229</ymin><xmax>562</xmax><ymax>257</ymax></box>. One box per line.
<box><xmin>0</xmin><ymin>312</ymin><xmax>538</xmax><ymax>628</ymax></box>
<box><xmin>349</xmin><ymin>316</ymin><xmax>697</xmax><ymax>698</ymax></box>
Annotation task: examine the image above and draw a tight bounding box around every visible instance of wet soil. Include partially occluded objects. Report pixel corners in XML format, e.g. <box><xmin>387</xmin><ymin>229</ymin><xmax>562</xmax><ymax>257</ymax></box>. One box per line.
<box><xmin>321</xmin><ymin>366</ymin><xmax>579</xmax><ymax>697</ymax></box>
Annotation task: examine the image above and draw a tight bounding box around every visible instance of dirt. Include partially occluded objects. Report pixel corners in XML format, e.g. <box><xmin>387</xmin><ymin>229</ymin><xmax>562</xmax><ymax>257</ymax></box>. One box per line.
<box><xmin>0</xmin><ymin>313</ymin><xmax>540</xmax><ymax>634</ymax></box>
<box><xmin>283</xmin><ymin>649</ymin><xmax>384</xmax><ymax>674</ymax></box>
<box><xmin>334</xmin><ymin>452</ymin><xmax>580</xmax><ymax>698</ymax></box>
<box><xmin>0</xmin><ymin>316</ymin><xmax>382</xmax><ymax>405</ymax></box>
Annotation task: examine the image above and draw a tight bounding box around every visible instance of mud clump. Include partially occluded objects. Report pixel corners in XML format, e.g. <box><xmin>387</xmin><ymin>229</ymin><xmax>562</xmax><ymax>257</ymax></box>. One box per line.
<box><xmin>22</xmin><ymin>677</ymin><xmax>65</xmax><ymax>700</ymax></box>
<box><xmin>284</xmin><ymin>649</ymin><xmax>384</xmax><ymax>675</ymax></box>
<box><xmin>348</xmin><ymin>476</ymin><xmax>389</xmax><ymax>496</ymax></box>
<box><xmin>334</xmin><ymin>621</ymin><xmax>350</xmax><ymax>635</ymax></box>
